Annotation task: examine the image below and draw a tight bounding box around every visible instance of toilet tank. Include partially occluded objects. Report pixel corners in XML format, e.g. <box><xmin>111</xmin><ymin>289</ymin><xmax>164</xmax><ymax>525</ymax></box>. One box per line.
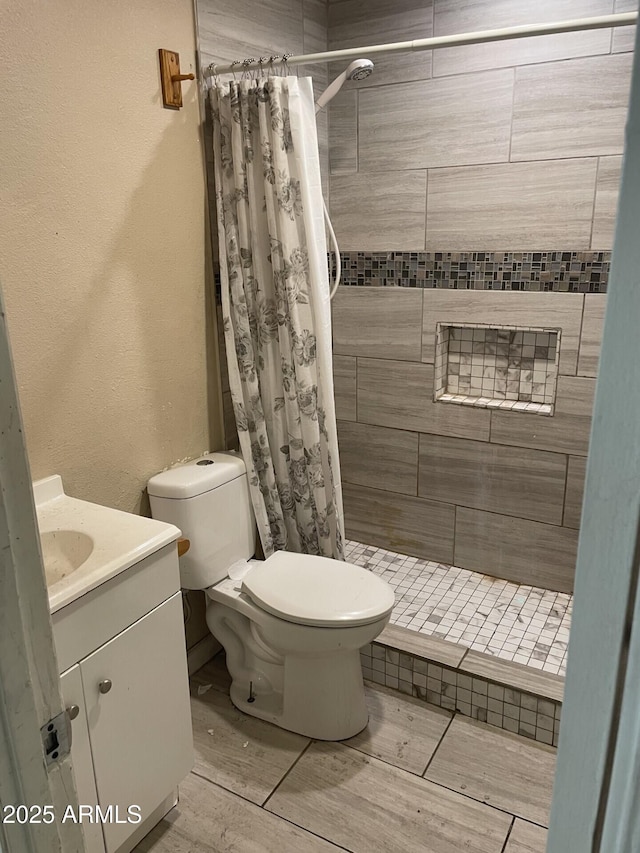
<box><xmin>147</xmin><ymin>452</ymin><xmax>256</xmax><ymax>590</ymax></box>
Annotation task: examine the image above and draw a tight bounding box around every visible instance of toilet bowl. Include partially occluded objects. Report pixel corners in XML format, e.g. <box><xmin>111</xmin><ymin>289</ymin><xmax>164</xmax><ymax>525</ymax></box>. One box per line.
<box><xmin>147</xmin><ymin>452</ymin><xmax>395</xmax><ymax>740</ymax></box>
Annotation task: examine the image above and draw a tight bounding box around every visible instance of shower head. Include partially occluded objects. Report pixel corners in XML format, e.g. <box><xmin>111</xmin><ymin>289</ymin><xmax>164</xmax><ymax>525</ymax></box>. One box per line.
<box><xmin>315</xmin><ymin>59</ymin><xmax>375</xmax><ymax>112</ymax></box>
<box><xmin>347</xmin><ymin>58</ymin><xmax>375</xmax><ymax>80</ymax></box>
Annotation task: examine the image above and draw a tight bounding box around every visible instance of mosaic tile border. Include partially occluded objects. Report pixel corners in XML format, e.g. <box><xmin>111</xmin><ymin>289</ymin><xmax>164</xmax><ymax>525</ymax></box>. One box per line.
<box><xmin>361</xmin><ymin>638</ymin><xmax>562</xmax><ymax>747</ymax></box>
<box><xmin>333</xmin><ymin>250</ymin><xmax>610</xmax><ymax>292</ymax></box>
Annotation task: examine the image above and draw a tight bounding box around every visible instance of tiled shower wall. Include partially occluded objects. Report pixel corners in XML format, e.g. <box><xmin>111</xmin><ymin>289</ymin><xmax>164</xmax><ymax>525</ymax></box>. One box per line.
<box><xmin>202</xmin><ymin>0</ymin><xmax>625</xmax><ymax>600</ymax></box>
<box><xmin>195</xmin><ymin>0</ymin><xmax>329</xmax><ymax>451</ymax></box>
<box><xmin>327</xmin><ymin>0</ymin><xmax>635</xmax><ymax>251</ymax></box>
<box><xmin>327</xmin><ymin>0</ymin><xmax>630</xmax><ymax>592</ymax></box>
<box><xmin>197</xmin><ymin>0</ymin><xmax>328</xmax><ymax>175</ymax></box>
<box><xmin>333</xmin><ymin>289</ymin><xmax>606</xmax><ymax>593</ymax></box>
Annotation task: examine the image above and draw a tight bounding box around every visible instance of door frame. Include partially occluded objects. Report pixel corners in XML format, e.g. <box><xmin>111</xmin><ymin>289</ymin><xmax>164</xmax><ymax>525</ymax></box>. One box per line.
<box><xmin>0</xmin><ymin>285</ymin><xmax>84</xmax><ymax>852</ymax></box>
<box><xmin>547</xmin><ymin>20</ymin><xmax>640</xmax><ymax>853</ymax></box>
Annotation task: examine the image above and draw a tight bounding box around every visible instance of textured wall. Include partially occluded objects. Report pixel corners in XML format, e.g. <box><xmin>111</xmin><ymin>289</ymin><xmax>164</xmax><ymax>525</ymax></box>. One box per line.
<box><xmin>333</xmin><ymin>288</ymin><xmax>606</xmax><ymax>592</ymax></box>
<box><xmin>0</xmin><ymin>0</ymin><xmax>223</xmax><ymax>517</ymax></box>
<box><xmin>328</xmin><ymin>0</ymin><xmax>635</xmax><ymax>250</ymax></box>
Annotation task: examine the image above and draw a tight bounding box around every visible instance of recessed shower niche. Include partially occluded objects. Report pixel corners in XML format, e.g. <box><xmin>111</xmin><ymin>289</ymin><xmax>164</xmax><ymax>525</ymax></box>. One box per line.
<box><xmin>434</xmin><ymin>323</ymin><xmax>560</xmax><ymax>415</ymax></box>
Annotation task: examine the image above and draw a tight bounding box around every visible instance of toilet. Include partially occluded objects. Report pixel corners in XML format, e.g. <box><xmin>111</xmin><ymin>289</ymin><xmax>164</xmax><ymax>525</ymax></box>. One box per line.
<box><xmin>147</xmin><ymin>451</ymin><xmax>395</xmax><ymax>740</ymax></box>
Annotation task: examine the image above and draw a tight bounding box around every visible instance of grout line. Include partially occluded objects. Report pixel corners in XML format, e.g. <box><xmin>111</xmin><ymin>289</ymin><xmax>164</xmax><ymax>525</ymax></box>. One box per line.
<box><xmin>421</xmin><ymin>764</ymin><xmax>553</xmax><ymax>826</ymax></box>
<box><xmin>561</xmin><ymin>454</ymin><xmax>571</xmax><ymax>527</ymax></box>
<box><xmin>355</xmin><ymin>87</ymin><xmax>359</xmax><ymax>173</ymax></box>
<box><xmin>577</xmin><ymin>290</ymin><xmax>587</xmax><ymax>377</ymax></box>
<box><xmin>589</xmin><ymin>158</ymin><xmax>601</xmax><ymax>250</ymax></box>
<box><xmin>191</xmin><ymin>772</ymin><xmax>352</xmax><ymax>852</ymax></box>
<box><xmin>420</xmin><ymin>278</ymin><xmax>425</xmax><ymax>363</ymax></box>
<box><xmin>609</xmin><ymin>18</ymin><xmax>614</xmax><ymax>55</ymax></box>
<box><xmin>452</xmin><ymin>503</ymin><xmax>458</xmax><ymax>565</ymax></box>
<box><xmin>424</xmin><ymin>170</ymin><xmax>429</xmax><ymax>252</ymax></box>
<box><xmin>421</xmin><ymin>710</ymin><xmax>456</xmax><ymax>776</ymax></box>
<box><xmin>343</xmin><ymin>734</ymin><xmax>444</xmax><ymax>779</ymax></box>
<box><xmin>189</xmin><ymin>771</ymin><xmax>262</xmax><ymax>801</ymax></box>
<box><xmin>190</xmin><ymin>771</ymin><xmax>242</xmax><ymax>796</ymax></box>
<box><xmin>500</xmin><ymin>816</ymin><xmax>517</xmax><ymax>853</ymax></box>
<box><xmin>354</xmin><ymin>355</ymin><xmax>358</xmax><ymax>423</ymax></box>
<box><xmin>378</xmin><ymin>153</ymin><xmax>605</xmax><ymax>174</ymax></box>
<box><xmin>427</xmin><ymin>494</ymin><xmax>573</xmax><ymax>530</ymax></box>
<box><xmin>429</xmin><ymin>44</ymin><xmax>613</xmax><ymax>79</ymax></box>
<box><xmin>507</xmin><ymin>67</ymin><xmax>517</xmax><ymax>163</ymax></box>
<box><xmin>262</xmin><ymin>740</ymin><xmax>313</xmax><ymax>808</ymax></box>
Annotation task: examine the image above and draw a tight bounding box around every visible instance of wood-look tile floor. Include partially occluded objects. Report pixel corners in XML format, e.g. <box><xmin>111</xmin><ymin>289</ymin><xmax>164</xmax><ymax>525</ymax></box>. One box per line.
<box><xmin>136</xmin><ymin>657</ymin><xmax>554</xmax><ymax>853</ymax></box>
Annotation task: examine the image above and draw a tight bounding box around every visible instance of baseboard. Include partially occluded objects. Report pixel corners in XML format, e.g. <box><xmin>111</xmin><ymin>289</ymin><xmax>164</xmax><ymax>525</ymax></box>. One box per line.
<box><xmin>187</xmin><ymin>634</ymin><xmax>220</xmax><ymax>676</ymax></box>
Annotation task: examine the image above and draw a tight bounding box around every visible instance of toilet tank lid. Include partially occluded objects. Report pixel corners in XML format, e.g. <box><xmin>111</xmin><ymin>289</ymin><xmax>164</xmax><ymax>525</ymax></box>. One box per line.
<box><xmin>147</xmin><ymin>452</ymin><xmax>246</xmax><ymax>499</ymax></box>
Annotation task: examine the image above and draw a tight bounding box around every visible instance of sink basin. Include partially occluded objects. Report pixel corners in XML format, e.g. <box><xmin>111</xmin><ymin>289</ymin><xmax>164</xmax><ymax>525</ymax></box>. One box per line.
<box><xmin>41</xmin><ymin>530</ymin><xmax>95</xmax><ymax>585</ymax></box>
<box><xmin>34</xmin><ymin>475</ymin><xmax>181</xmax><ymax>613</ymax></box>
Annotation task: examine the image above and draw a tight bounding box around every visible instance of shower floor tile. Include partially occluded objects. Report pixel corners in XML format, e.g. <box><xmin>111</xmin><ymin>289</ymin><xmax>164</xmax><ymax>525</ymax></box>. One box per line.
<box><xmin>345</xmin><ymin>540</ymin><xmax>571</xmax><ymax>677</ymax></box>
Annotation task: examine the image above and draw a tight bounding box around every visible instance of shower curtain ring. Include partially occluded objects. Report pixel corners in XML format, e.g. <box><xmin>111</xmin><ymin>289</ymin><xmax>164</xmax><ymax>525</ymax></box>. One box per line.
<box><xmin>242</xmin><ymin>57</ymin><xmax>256</xmax><ymax>79</ymax></box>
<box><xmin>257</xmin><ymin>57</ymin><xmax>267</xmax><ymax>78</ymax></box>
<box><xmin>210</xmin><ymin>63</ymin><xmax>221</xmax><ymax>85</ymax></box>
<box><xmin>281</xmin><ymin>53</ymin><xmax>291</xmax><ymax>76</ymax></box>
<box><xmin>230</xmin><ymin>60</ymin><xmax>240</xmax><ymax>81</ymax></box>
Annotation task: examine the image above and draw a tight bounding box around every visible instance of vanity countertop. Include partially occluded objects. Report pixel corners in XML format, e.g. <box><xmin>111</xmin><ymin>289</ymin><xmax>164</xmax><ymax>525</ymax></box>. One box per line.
<box><xmin>34</xmin><ymin>475</ymin><xmax>181</xmax><ymax>613</ymax></box>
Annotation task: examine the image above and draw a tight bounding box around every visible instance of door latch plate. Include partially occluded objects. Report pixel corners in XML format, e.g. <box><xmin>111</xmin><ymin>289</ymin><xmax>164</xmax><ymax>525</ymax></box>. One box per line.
<box><xmin>41</xmin><ymin>710</ymin><xmax>71</xmax><ymax>766</ymax></box>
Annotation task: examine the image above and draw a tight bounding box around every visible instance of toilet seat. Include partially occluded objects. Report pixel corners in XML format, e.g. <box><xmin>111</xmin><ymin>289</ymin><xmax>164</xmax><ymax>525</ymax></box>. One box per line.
<box><xmin>241</xmin><ymin>550</ymin><xmax>395</xmax><ymax>628</ymax></box>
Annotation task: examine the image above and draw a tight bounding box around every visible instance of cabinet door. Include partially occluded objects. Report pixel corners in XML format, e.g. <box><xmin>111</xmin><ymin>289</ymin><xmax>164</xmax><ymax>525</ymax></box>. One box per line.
<box><xmin>81</xmin><ymin>593</ymin><xmax>193</xmax><ymax>853</ymax></box>
<box><xmin>59</xmin><ymin>665</ymin><xmax>106</xmax><ymax>853</ymax></box>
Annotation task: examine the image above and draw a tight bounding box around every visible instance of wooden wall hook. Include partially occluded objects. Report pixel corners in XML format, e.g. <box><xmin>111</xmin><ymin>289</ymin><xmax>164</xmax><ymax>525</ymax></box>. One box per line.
<box><xmin>159</xmin><ymin>49</ymin><xmax>194</xmax><ymax>110</ymax></box>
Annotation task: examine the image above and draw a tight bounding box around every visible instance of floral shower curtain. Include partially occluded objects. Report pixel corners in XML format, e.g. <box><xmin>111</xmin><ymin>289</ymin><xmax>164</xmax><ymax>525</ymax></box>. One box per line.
<box><xmin>210</xmin><ymin>76</ymin><xmax>344</xmax><ymax>560</ymax></box>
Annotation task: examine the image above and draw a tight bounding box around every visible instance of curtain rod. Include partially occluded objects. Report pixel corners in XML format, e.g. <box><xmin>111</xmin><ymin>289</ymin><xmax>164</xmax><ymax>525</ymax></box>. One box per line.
<box><xmin>205</xmin><ymin>11</ymin><xmax>637</xmax><ymax>77</ymax></box>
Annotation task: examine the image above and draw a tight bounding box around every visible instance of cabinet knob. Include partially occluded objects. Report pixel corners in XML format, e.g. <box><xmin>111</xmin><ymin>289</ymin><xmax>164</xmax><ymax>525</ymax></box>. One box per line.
<box><xmin>98</xmin><ymin>679</ymin><xmax>112</xmax><ymax>694</ymax></box>
<box><xmin>66</xmin><ymin>704</ymin><xmax>80</xmax><ymax>721</ymax></box>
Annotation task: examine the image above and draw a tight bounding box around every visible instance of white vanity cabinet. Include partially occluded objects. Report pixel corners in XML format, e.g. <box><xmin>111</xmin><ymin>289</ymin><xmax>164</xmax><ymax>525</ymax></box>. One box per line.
<box><xmin>54</xmin><ymin>544</ymin><xmax>193</xmax><ymax>853</ymax></box>
<box><xmin>59</xmin><ymin>664</ymin><xmax>105</xmax><ymax>853</ymax></box>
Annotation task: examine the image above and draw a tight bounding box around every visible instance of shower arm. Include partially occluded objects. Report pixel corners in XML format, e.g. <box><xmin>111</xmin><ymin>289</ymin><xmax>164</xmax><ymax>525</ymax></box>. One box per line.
<box><xmin>205</xmin><ymin>12</ymin><xmax>637</xmax><ymax>77</ymax></box>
